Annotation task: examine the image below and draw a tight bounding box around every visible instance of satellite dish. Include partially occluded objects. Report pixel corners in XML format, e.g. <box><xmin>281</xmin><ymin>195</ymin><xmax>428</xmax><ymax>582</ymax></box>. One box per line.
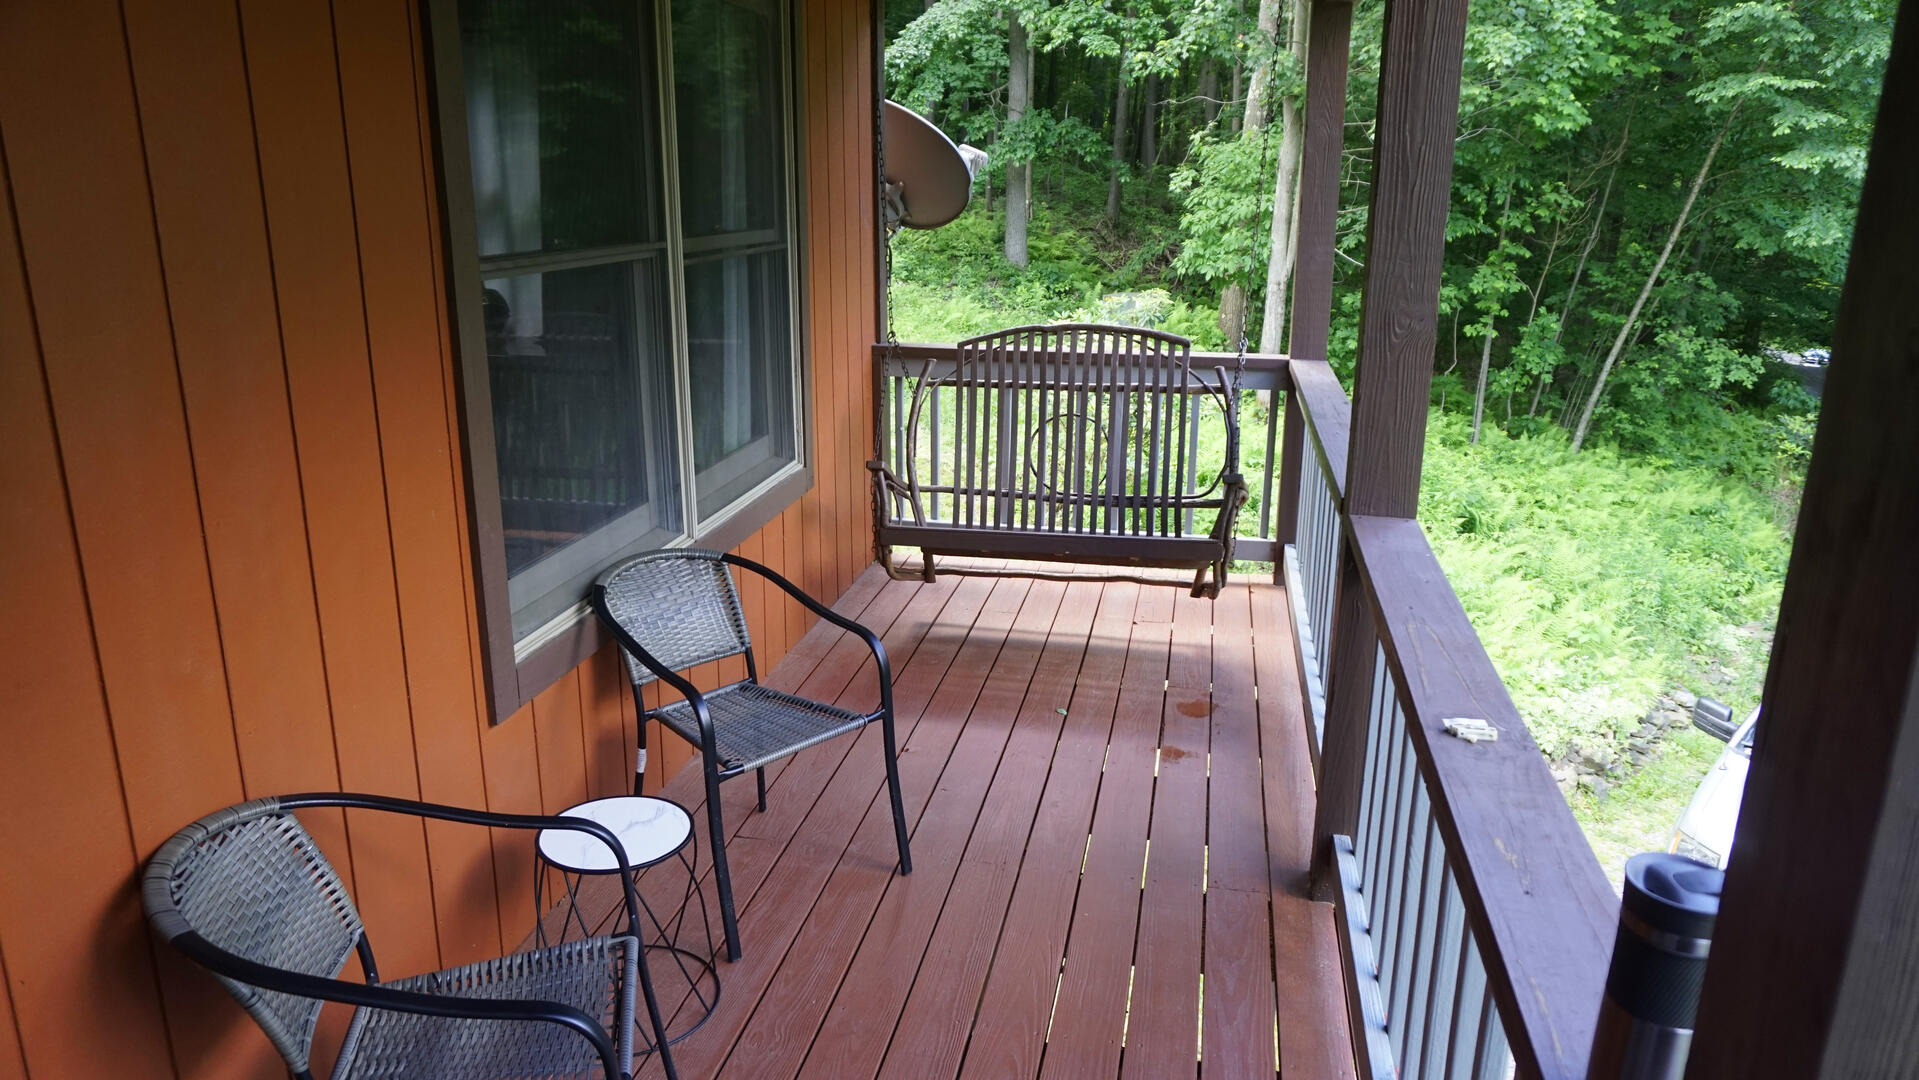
<box><xmin>882</xmin><ymin>100</ymin><xmax>981</xmax><ymax>230</ymax></box>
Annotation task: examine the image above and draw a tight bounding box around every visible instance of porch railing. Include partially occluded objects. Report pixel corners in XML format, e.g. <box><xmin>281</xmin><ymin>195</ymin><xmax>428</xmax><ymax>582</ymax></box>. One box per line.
<box><xmin>870</xmin><ymin>342</ymin><xmax>1615</xmax><ymax>1080</ymax></box>
<box><xmin>1281</xmin><ymin>360</ymin><xmax>1350</xmax><ymax>754</ymax></box>
<box><xmin>1283</xmin><ymin>359</ymin><xmax>1616</xmax><ymax>1080</ymax></box>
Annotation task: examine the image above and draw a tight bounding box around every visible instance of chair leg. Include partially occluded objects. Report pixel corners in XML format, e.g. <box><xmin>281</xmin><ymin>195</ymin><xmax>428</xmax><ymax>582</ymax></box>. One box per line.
<box><xmin>880</xmin><ymin>711</ymin><xmax>913</xmax><ymax>875</ymax></box>
<box><xmin>633</xmin><ymin>933</ymin><xmax>680</xmax><ymax>1080</ymax></box>
<box><xmin>702</xmin><ymin>760</ymin><xmax>743</xmax><ymax>961</ymax></box>
<box><xmin>756</xmin><ymin>767</ymin><xmax>767</xmax><ymax>812</ymax></box>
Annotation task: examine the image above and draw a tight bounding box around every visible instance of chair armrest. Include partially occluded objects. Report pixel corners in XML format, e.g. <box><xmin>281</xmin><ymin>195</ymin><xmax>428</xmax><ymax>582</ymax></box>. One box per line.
<box><xmin>162</xmin><ymin>929</ymin><xmax>628</xmax><ymax>1079</ymax></box>
<box><xmin>721</xmin><ymin>553</ymin><xmax>895</xmax><ymax>717</ymax></box>
<box><xmin>269</xmin><ymin>793</ymin><xmax>648</xmax><ymax>943</ymax></box>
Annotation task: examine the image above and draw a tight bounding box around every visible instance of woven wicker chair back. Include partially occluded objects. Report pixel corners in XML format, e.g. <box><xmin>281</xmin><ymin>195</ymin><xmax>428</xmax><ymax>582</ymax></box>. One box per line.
<box><xmin>144</xmin><ymin>798</ymin><xmax>364</xmax><ymax>1073</ymax></box>
<box><xmin>598</xmin><ymin>550</ymin><xmax>752</xmax><ymax>688</ymax></box>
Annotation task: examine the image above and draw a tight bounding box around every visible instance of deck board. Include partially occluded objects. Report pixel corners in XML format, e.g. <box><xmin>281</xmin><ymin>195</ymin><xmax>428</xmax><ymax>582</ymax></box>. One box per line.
<box><xmin>523</xmin><ymin>565</ymin><xmax>1350</xmax><ymax>1078</ymax></box>
<box><xmin>1037</xmin><ymin>584</ymin><xmax>1174</xmax><ymax>1080</ymax></box>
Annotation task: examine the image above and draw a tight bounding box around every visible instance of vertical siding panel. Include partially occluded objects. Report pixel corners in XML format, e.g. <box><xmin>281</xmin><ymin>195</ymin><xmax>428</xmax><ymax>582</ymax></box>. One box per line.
<box><xmin>0</xmin><ymin>146</ymin><xmax>178</xmax><ymax>1080</ymax></box>
<box><xmin>408</xmin><ymin>0</ymin><xmax>490</xmax><ymax>753</ymax></box>
<box><xmin>121</xmin><ymin>0</ymin><xmax>371</xmax><ymax>937</ymax></box>
<box><xmin>853</xmin><ymin>0</ymin><xmax>877</xmax><ymax>590</ymax></box>
<box><xmin>0</xmin><ymin>3</ymin><xmax>263</xmax><ymax>1074</ymax></box>
<box><xmin>799</xmin><ymin>1</ymin><xmax>828</xmax><ymax>615</ymax></box>
<box><xmin>0</xmin><ymin>961</ymin><xmax>24</xmax><ymax>1080</ymax></box>
<box><xmin>829</xmin><ymin>0</ymin><xmax>852</xmax><ymax>606</ymax></box>
<box><xmin>481</xmin><ymin>702</ymin><xmax>546</xmax><ymax>946</ymax></box>
<box><xmin>0</xmin><ymin>0</ymin><xmax>244</xmax><ymax>872</ymax></box>
<box><xmin>641</xmin><ymin>684</ymin><xmax>670</xmax><ymax>794</ymax></box>
<box><xmin>533</xmin><ymin>672</ymin><xmax>592</xmax><ymax>817</ymax></box>
<box><xmin>584</xmin><ymin>645</ymin><xmax>635</xmax><ymax>799</ymax></box>
<box><xmin>332</xmin><ymin>0</ymin><xmax>504</xmax><ymax>962</ymax></box>
<box><xmin>822</xmin><ymin>0</ymin><xmax>848</xmax><ymax>603</ymax></box>
<box><xmin>739</xmin><ymin>531</ymin><xmax>767</xmax><ymax>672</ymax></box>
<box><xmin>531</xmin><ymin>672</ymin><xmax>590</xmax><ymax>903</ymax></box>
<box><xmin>239</xmin><ymin>0</ymin><xmax>495</xmax><ymax>968</ymax></box>
<box><xmin>784</xmin><ymin>503</ymin><xmax>809</xmax><ymax>646</ymax></box>
<box><xmin>844</xmin><ymin>0</ymin><xmax>867</xmax><ymax>594</ymax></box>
<box><xmin>759</xmin><ymin>509</ymin><xmax>790</xmax><ymax>665</ymax></box>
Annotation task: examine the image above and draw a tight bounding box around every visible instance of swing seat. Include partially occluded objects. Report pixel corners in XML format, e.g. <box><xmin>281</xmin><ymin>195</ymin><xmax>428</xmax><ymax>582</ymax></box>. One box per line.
<box><xmin>869</xmin><ymin>323</ymin><xmax>1248</xmax><ymax>598</ymax></box>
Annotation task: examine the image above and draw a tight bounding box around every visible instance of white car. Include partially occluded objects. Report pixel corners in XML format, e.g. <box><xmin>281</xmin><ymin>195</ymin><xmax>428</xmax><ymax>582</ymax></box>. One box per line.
<box><xmin>1668</xmin><ymin>702</ymin><xmax>1759</xmax><ymax>869</ymax></box>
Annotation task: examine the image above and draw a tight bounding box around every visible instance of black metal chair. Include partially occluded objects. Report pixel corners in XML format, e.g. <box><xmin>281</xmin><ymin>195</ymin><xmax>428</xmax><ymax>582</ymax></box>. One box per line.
<box><xmin>142</xmin><ymin>792</ymin><xmax>678</xmax><ymax>1080</ymax></box>
<box><xmin>592</xmin><ymin>550</ymin><xmax>913</xmax><ymax>962</ymax></box>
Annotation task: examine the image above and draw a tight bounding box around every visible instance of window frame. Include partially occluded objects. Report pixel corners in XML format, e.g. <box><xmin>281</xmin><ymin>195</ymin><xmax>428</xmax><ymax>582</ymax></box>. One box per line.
<box><xmin>424</xmin><ymin>0</ymin><xmax>815</xmax><ymax>721</ymax></box>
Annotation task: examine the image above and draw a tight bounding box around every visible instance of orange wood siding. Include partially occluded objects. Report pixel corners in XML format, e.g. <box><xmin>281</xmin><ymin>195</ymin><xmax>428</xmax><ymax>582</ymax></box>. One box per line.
<box><xmin>0</xmin><ymin>0</ymin><xmax>877</xmax><ymax>1074</ymax></box>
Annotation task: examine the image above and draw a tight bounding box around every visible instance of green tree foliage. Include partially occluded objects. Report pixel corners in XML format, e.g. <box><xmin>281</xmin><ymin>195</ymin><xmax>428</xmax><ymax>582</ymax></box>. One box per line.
<box><xmin>889</xmin><ymin>0</ymin><xmax>1883</xmax><ymax>467</ymax></box>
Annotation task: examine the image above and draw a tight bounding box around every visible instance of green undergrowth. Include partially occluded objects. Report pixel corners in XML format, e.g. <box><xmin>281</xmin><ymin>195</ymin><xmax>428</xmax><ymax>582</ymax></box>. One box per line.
<box><xmin>1418</xmin><ymin>412</ymin><xmax>1785</xmax><ymax>759</ymax></box>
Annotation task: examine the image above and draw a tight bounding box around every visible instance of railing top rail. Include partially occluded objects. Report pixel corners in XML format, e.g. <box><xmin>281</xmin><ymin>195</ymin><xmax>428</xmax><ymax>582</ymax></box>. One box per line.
<box><xmin>1346</xmin><ymin>512</ymin><xmax>1616</xmax><ymax>1080</ymax></box>
<box><xmin>1287</xmin><ymin>359</ymin><xmax>1350</xmax><ymax>503</ymax></box>
<box><xmin>873</xmin><ymin>340</ymin><xmax>1293</xmax><ymax>383</ymax></box>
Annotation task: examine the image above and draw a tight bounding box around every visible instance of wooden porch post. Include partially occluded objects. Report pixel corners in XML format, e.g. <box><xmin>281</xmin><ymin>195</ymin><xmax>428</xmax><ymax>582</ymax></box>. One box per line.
<box><xmin>1275</xmin><ymin>0</ymin><xmax>1354</xmax><ymax>554</ymax></box>
<box><xmin>1688</xmin><ymin>10</ymin><xmax>1919</xmax><ymax>1076</ymax></box>
<box><xmin>1310</xmin><ymin>0</ymin><xmax>1470</xmax><ymax>894</ymax></box>
<box><xmin>1284</xmin><ymin>0</ymin><xmax>1352</xmax><ymax>368</ymax></box>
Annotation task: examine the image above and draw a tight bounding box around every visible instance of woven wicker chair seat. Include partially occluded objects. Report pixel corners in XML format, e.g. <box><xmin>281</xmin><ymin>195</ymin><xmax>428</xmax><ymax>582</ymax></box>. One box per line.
<box><xmin>332</xmin><ymin>935</ymin><xmax>639</xmax><ymax>1080</ymax></box>
<box><xmin>654</xmin><ymin>682</ymin><xmax>871</xmax><ymax>775</ymax></box>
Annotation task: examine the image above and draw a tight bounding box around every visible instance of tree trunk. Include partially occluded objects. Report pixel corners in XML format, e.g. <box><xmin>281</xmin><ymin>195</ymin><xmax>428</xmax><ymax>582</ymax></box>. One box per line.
<box><xmin>1106</xmin><ymin>59</ymin><xmax>1131</xmax><ymax>222</ymax></box>
<box><xmin>1230</xmin><ymin>0</ymin><xmax>1245</xmax><ymax>130</ymax></box>
<box><xmin>1256</xmin><ymin>0</ymin><xmax>1309</xmax><ymax>353</ymax></box>
<box><xmin>1571</xmin><ymin>107</ymin><xmax>1736</xmax><ymax>450</ymax></box>
<box><xmin>1470</xmin><ymin>190</ymin><xmax>1513</xmax><ymax>443</ymax></box>
<box><xmin>1140</xmin><ymin>72</ymin><xmax>1159</xmax><ymax>166</ymax></box>
<box><xmin>1471</xmin><ymin>329</ymin><xmax>1496</xmax><ymax>443</ymax></box>
<box><xmin>1218</xmin><ymin>0</ymin><xmax>1284</xmax><ymax>339</ymax></box>
<box><xmin>1532</xmin><ymin>124</ymin><xmax>1626</xmax><ymax>417</ymax></box>
<box><xmin>1242</xmin><ymin>0</ymin><xmax>1284</xmax><ymax>132</ymax></box>
<box><xmin>1220</xmin><ymin>286</ymin><xmax>1248</xmax><ymax>341</ymax></box>
<box><xmin>1199</xmin><ymin>61</ymin><xmax>1220</xmax><ymax>128</ymax></box>
<box><xmin>1004</xmin><ymin>12</ymin><xmax>1032</xmax><ymax>267</ymax></box>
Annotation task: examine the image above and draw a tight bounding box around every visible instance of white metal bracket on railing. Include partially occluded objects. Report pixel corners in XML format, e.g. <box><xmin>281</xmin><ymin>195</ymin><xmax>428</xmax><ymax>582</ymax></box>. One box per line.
<box><xmin>1442</xmin><ymin>718</ymin><xmax>1500</xmax><ymax>744</ymax></box>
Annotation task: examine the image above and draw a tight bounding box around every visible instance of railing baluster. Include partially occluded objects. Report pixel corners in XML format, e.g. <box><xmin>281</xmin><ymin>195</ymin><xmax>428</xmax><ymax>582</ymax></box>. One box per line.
<box><xmin>1355</xmin><ymin>643</ymin><xmax>1391</xmax><ymax>872</ymax></box>
<box><xmin>1260</xmin><ymin>388</ymin><xmax>1279</xmax><ymax>540</ymax></box>
<box><xmin>930</xmin><ymin>378</ymin><xmax>943</xmax><ymax>521</ymax></box>
<box><xmin>1368</xmin><ymin>688</ymin><xmax>1406</xmax><ymax>934</ymax></box>
<box><xmin>1399</xmin><ymin>811</ymin><xmax>1443</xmax><ymax>1076</ymax></box>
<box><xmin>1471</xmin><ymin>981</ymin><xmax>1509</xmax><ymax>1080</ymax></box>
<box><xmin>1445</xmin><ymin>929</ymin><xmax>1486</xmax><ymax>1080</ymax></box>
<box><xmin>1379</xmin><ymin>754</ymin><xmax>1425</xmax><ymax>1030</ymax></box>
<box><xmin>1184</xmin><ymin>391</ymin><xmax>1202</xmax><ymax>535</ymax></box>
<box><xmin>1415</xmin><ymin>864</ymin><xmax>1463</xmax><ymax>1080</ymax></box>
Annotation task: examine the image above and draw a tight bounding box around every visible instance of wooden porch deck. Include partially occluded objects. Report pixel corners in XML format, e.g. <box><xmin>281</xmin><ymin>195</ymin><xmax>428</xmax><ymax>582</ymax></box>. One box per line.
<box><xmin>532</xmin><ymin>562</ymin><xmax>1353</xmax><ymax>1079</ymax></box>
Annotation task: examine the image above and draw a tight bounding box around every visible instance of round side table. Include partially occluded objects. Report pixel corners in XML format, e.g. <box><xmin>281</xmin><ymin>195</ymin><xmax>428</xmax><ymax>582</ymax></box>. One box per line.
<box><xmin>535</xmin><ymin>796</ymin><xmax>721</xmax><ymax>1050</ymax></box>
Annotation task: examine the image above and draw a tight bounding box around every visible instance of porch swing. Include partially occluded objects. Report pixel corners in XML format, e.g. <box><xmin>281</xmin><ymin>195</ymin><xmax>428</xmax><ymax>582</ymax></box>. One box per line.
<box><xmin>867</xmin><ymin>103</ymin><xmax>1249</xmax><ymax>598</ymax></box>
<box><xmin>869</xmin><ymin>324</ymin><xmax>1250</xmax><ymax>598</ymax></box>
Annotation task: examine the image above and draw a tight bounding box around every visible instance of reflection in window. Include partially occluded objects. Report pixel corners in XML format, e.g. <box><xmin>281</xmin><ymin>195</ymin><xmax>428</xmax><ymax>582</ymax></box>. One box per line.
<box><xmin>462</xmin><ymin>0</ymin><xmax>660</xmax><ymax>255</ymax></box>
<box><xmin>673</xmin><ymin>0</ymin><xmax>797</xmax><ymax>519</ymax></box>
<box><xmin>484</xmin><ymin>262</ymin><xmax>682</xmax><ymax>637</ymax></box>
<box><xmin>686</xmin><ymin>251</ymin><xmax>794</xmax><ymax>516</ymax></box>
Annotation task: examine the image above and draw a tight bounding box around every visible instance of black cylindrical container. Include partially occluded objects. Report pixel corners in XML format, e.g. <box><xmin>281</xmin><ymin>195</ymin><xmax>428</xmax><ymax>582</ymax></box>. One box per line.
<box><xmin>1586</xmin><ymin>852</ymin><xmax>1723</xmax><ymax>1080</ymax></box>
